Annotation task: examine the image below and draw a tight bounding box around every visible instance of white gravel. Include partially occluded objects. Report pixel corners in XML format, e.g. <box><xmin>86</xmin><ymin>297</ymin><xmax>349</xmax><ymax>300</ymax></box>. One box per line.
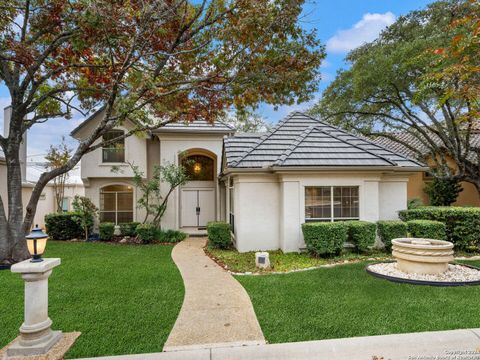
<box><xmin>368</xmin><ymin>262</ymin><xmax>480</xmax><ymax>283</ymax></box>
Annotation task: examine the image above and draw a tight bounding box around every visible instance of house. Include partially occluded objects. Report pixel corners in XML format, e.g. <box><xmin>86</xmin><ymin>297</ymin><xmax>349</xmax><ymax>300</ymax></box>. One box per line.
<box><xmin>71</xmin><ymin>111</ymin><xmax>424</xmax><ymax>252</ymax></box>
<box><xmin>374</xmin><ymin>133</ymin><xmax>480</xmax><ymax>206</ymax></box>
<box><xmin>0</xmin><ymin>106</ymin><xmax>84</xmax><ymax>228</ymax></box>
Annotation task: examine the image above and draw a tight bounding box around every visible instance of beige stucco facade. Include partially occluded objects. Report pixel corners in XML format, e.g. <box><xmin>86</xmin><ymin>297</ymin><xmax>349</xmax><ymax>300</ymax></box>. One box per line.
<box><xmin>225</xmin><ymin>171</ymin><xmax>410</xmax><ymax>252</ymax></box>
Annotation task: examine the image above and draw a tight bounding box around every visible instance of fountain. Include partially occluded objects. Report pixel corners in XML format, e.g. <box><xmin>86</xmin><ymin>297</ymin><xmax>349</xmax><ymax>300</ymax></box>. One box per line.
<box><xmin>366</xmin><ymin>237</ymin><xmax>480</xmax><ymax>286</ymax></box>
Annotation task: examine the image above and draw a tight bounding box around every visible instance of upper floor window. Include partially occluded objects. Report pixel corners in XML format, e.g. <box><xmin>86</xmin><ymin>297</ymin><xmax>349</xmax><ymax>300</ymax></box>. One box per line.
<box><xmin>305</xmin><ymin>186</ymin><xmax>359</xmax><ymax>222</ymax></box>
<box><xmin>181</xmin><ymin>155</ymin><xmax>214</xmax><ymax>181</ymax></box>
<box><xmin>102</xmin><ymin>130</ymin><xmax>125</xmax><ymax>163</ymax></box>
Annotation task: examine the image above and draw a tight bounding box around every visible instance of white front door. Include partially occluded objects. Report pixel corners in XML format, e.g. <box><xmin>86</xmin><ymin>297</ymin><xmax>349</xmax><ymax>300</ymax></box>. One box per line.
<box><xmin>181</xmin><ymin>188</ymin><xmax>215</xmax><ymax>228</ymax></box>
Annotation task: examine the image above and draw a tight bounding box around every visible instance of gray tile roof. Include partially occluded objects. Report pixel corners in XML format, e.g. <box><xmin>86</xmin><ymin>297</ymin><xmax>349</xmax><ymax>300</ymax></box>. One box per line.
<box><xmin>224</xmin><ymin>112</ymin><xmax>423</xmax><ymax>169</ymax></box>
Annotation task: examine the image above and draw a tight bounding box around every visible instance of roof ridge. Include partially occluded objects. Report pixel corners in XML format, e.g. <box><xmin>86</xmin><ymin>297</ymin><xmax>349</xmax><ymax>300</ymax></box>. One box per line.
<box><xmin>300</xmin><ymin>112</ymin><xmax>424</xmax><ymax>166</ymax></box>
<box><xmin>272</xmin><ymin>126</ymin><xmax>316</xmax><ymax>167</ymax></box>
<box><xmin>229</xmin><ymin>112</ymin><xmax>298</xmax><ymax>167</ymax></box>
<box><xmin>312</xmin><ymin>126</ymin><xmax>398</xmax><ymax>166</ymax></box>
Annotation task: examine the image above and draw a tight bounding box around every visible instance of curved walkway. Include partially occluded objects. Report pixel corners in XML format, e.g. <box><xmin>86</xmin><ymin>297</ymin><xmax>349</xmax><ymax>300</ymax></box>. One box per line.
<box><xmin>163</xmin><ymin>237</ymin><xmax>265</xmax><ymax>352</ymax></box>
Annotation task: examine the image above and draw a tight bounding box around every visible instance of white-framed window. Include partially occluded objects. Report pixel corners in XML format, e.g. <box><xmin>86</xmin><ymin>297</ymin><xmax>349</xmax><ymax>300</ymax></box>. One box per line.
<box><xmin>99</xmin><ymin>185</ymin><xmax>133</xmax><ymax>224</ymax></box>
<box><xmin>102</xmin><ymin>130</ymin><xmax>125</xmax><ymax>163</ymax></box>
<box><xmin>305</xmin><ymin>186</ymin><xmax>359</xmax><ymax>222</ymax></box>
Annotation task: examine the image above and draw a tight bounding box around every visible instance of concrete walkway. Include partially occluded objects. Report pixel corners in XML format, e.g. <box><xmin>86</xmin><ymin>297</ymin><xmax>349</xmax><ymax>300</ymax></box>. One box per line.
<box><xmin>162</xmin><ymin>237</ymin><xmax>265</xmax><ymax>351</ymax></box>
<box><xmin>80</xmin><ymin>328</ymin><xmax>480</xmax><ymax>360</ymax></box>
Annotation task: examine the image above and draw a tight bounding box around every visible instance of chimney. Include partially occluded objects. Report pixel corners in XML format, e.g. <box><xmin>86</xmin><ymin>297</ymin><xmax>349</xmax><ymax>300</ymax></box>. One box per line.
<box><xmin>4</xmin><ymin>106</ymin><xmax>27</xmax><ymax>182</ymax></box>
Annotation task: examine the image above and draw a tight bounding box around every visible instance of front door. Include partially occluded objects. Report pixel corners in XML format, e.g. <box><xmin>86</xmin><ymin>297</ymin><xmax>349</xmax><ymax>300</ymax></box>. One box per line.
<box><xmin>181</xmin><ymin>188</ymin><xmax>215</xmax><ymax>228</ymax></box>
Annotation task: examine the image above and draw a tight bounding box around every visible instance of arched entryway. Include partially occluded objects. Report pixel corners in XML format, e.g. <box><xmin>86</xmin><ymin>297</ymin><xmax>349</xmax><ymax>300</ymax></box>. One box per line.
<box><xmin>179</xmin><ymin>149</ymin><xmax>217</xmax><ymax>229</ymax></box>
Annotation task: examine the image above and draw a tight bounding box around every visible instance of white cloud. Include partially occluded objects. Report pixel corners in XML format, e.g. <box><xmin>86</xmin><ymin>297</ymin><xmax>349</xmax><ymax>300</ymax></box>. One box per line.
<box><xmin>326</xmin><ymin>12</ymin><xmax>396</xmax><ymax>53</ymax></box>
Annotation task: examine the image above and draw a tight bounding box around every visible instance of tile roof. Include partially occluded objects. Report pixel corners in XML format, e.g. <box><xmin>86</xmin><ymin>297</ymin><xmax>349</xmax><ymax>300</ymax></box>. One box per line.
<box><xmin>224</xmin><ymin>112</ymin><xmax>423</xmax><ymax>169</ymax></box>
<box><xmin>153</xmin><ymin>119</ymin><xmax>234</xmax><ymax>133</ymax></box>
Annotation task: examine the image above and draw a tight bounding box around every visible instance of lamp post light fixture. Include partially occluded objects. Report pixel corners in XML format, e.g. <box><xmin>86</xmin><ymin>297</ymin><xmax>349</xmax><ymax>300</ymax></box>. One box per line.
<box><xmin>26</xmin><ymin>225</ymin><xmax>49</xmax><ymax>262</ymax></box>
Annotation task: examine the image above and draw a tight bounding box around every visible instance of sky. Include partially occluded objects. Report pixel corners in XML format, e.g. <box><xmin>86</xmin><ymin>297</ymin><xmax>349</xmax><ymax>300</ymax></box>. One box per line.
<box><xmin>0</xmin><ymin>0</ymin><xmax>433</xmax><ymax>162</ymax></box>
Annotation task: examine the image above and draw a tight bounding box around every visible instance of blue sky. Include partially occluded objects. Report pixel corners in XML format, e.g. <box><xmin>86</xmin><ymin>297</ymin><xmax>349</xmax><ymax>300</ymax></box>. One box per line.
<box><xmin>0</xmin><ymin>0</ymin><xmax>433</xmax><ymax>160</ymax></box>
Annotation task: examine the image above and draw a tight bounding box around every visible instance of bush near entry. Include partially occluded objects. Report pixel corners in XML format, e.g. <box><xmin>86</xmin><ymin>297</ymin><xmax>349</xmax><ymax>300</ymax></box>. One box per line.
<box><xmin>207</xmin><ymin>221</ymin><xmax>232</xmax><ymax>249</ymax></box>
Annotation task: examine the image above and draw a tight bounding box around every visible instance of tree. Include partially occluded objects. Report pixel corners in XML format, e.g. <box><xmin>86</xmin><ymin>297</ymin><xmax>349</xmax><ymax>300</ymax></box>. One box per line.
<box><xmin>72</xmin><ymin>195</ymin><xmax>98</xmax><ymax>241</ymax></box>
<box><xmin>310</xmin><ymin>0</ymin><xmax>479</xmax><ymax>191</ymax></box>
<box><xmin>424</xmin><ymin>177</ymin><xmax>463</xmax><ymax>206</ymax></box>
<box><xmin>45</xmin><ymin>137</ymin><xmax>72</xmax><ymax>213</ymax></box>
<box><xmin>227</xmin><ymin>111</ymin><xmax>272</xmax><ymax>132</ymax></box>
<box><xmin>127</xmin><ymin>161</ymin><xmax>190</xmax><ymax>227</ymax></box>
<box><xmin>0</xmin><ymin>0</ymin><xmax>324</xmax><ymax>263</ymax></box>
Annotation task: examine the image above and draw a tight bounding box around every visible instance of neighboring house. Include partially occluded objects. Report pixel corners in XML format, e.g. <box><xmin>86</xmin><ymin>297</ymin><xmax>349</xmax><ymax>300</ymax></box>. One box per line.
<box><xmin>72</xmin><ymin>111</ymin><xmax>424</xmax><ymax>252</ymax></box>
<box><xmin>0</xmin><ymin>106</ymin><xmax>84</xmax><ymax>228</ymax></box>
<box><xmin>374</xmin><ymin>133</ymin><xmax>480</xmax><ymax>206</ymax></box>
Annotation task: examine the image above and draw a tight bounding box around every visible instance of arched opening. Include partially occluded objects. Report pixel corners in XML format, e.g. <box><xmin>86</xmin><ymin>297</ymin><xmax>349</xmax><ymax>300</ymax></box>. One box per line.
<box><xmin>99</xmin><ymin>184</ymin><xmax>134</xmax><ymax>224</ymax></box>
<box><xmin>181</xmin><ymin>154</ymin><xmax>215</xmax><ymax>181</ymax></box>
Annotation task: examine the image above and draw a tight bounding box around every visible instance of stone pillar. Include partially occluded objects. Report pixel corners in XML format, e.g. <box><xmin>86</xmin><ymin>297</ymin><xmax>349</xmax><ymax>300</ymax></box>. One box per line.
<box><xmin>7</xmin><ymin>258</ymin><xmax>63</xmax><ymax>357</ymax></box>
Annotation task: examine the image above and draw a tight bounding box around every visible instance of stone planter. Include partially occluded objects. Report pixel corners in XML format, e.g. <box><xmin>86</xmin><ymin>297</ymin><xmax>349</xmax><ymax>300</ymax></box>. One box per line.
<box><xmin>392</xmin><ymin>238</ymin><xmax>454</xmax><ymax>275</ymax></box>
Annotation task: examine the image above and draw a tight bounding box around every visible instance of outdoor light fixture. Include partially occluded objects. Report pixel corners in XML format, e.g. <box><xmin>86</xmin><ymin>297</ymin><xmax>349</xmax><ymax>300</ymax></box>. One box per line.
<box><xmin>26</xmin><ymin>225</ymin><xmax>48</xmax><ymax>263</ymax></box>
<box><xmin>193</xmin><ymin>162</ymin><xmax>202</xmax><ymax>174</ymax></box>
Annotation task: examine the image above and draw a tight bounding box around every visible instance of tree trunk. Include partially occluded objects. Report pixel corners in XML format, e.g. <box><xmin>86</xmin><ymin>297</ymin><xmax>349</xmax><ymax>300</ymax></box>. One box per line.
<box><xmin>5</xmin><ymin>139</ymin><xmax>30</xmax><ymax>262</ymax></box>
<box><xmin>0</xmin><ymin>195</ymin><xmax>10</xmax><ymax>263</ymax></box>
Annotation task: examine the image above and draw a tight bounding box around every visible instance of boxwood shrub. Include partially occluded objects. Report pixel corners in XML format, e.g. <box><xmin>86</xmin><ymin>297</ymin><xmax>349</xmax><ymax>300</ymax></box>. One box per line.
<box><xmin>301</xmin><ymin>222</ymin><xmax>348</xmax><ymax>257</ymax></box>
<box><xmin>407</xmin><ymin>220</ymin><xmax>446</xmax><ymax>240</ymax></box>
<box><xmin>377</xmin><ymin>220</ymin><xmax>408</xmax><ymax>251</ymax></box>
<box><xmin>135</xmin><ymin>224</ymin><xmax>158</xmax><ymax>244</ymax></box>
<box><xmin>207</xmin><ymin>221</ymin><xmax>231</xmax><ymax>249</ymax></box>
<box><xmin>120</xmin><ymin>222</ymin><xmax>140</xmax><ymax>237</ymax></box>
<box><xmin>345</xmin><ymin>221</ymin><xmax>376</xmax><ymax>253</ymax></box>
<box><xmin>399</xmin><ymin>207</ymin><xmax>480</xmax><ymax>249</ymax></box>
<box><xmin>99</xmin><ymin>222</ymin><xmax>115</xmax><ymax>241</ymax></box>
<box><xmin>44</xmin><ymin>212</ymin><xmax>83</xmax><ymax>240</ymax></box>
<box><xmin>158</xmin><ymin>229</ymin><xmax>187</xmax><ymax>243</ymax></box>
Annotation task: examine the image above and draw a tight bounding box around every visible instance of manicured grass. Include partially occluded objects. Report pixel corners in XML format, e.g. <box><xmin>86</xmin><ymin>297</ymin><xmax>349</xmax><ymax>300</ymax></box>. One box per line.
<box><xmin>206</xmin><ymin>247</ymin><xmax>390</xmax><ymax>273</ymax></box>
<box><xmin>237</xmin><ymin>260</ymin><xmax>480</xmax><ymax>343</ymax></box>
<box><xmin>0</xmin><ymin>241</ymin><xmax>184</xmax><ymax>359</ymax></box>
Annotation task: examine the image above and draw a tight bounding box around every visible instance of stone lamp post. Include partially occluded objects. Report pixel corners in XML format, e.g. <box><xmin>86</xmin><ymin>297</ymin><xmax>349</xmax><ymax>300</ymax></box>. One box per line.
<box><xmin>7</xmin><ymin>227</ymin><xmax>63</xmax><ymax>357</ymax></box>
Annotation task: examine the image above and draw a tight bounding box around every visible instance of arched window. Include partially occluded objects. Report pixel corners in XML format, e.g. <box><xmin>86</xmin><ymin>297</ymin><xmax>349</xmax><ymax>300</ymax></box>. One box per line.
<box><xmin>102</xmin><ymin>130</ymin><xmax>125</xmax><ymax>163</ymax></box>
<box><xmin>181</xmin><ymin>155</ymin><xmax>214</xmax><ymax>181</ymax></box>
<box><xmin>100</xmin><ymin>185</ymin><xmax>133</xmax><ymax>224</ymax></box>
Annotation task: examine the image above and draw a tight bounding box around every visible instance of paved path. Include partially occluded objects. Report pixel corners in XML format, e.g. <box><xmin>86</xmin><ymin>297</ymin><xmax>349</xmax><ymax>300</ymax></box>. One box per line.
<box><xmin>80</xmin><ymin>328</ymin><xmax>480</xmax><ymax>360</ymax></box>
<box><xmin>162</xmin><ymin>237</ymin><xmax>265</xmax><ymax>351</ymax></box>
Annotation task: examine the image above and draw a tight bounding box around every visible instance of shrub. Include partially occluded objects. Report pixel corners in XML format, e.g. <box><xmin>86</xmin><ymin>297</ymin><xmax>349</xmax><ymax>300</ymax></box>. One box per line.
<box><xmin>377</xmin><ymin>220</ymin><xmax>408</xmax><ymax>251</ymax></box>
<box><xmin>399</xmin><ymin>207</ymin><xmax>480</xmax><ymax>249</ymax></box>
<box><xmin>120</xmin><ymin>222</ymin><xmax>140</xmax><ymax>237</ymax></box>
<box><xmin>207</xmin><ymin>221</ymin><xmax>231</xmax><ymax>249</ymax></box>
<box><xmin>345</xmin><ymin>221</ymin><xmax>376</xmax><ymax>252</ymax></box>
<box><xmin>407</xmin><ymin>220</ymin><xmax>446</xmax><ymax>240</ymax></box>
<box><xmin>44</xmin><ymin>212</ymin><xmax>83</xmax><ymax>240</ymax></box>
<box><xmin>158</xmin><ymin>229</ymin><xmax>187</xmax><ymax>243</ymax></box>
<box><xmin>135</xmin><ymin>224</ymin><xmax>159</xmax><ymax>243</ymax></box>
<box><xmin>301</xmin><ymin>222</ymin><xmax>348</xmax><ymax>257</ymax></box>
<box><xmin>424</xmin><ymin>177</ymin><xmax>462</xmax><ymax>206</ymax></box>
<box><xmin>407</xmin><ymin>198</ymin><xmax>423</xmax><ymax>209</ymax></box>
<box><xmin>99</xmin><ymin>222</ymin><xmax>115</xmax><ymax>241</ymax></box>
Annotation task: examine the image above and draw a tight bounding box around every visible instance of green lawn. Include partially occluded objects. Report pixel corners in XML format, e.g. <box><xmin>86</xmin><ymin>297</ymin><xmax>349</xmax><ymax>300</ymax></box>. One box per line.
<box><xmin>0</xmin><ymin>241</ymin><xmax>184</xmax><ymax>359</ymax></box>
<box><xmin>237</xmin><ymin>260</ymin><xmax>480</xmax><ymax>344</ymax></box>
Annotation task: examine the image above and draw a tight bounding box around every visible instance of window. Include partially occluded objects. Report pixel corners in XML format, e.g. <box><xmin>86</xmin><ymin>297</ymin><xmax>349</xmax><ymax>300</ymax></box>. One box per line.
<box><xmin>181</xmin><ymin>155</ymin><xmax>214</xmax><ymax>181</ymax></box>
<box><xmin>61</xmin><ymin>197</ymin><xmax>69</xmax><ymax>212</ymax></box>
<box><xmin>228</xmin><ymin>177</ymin><xmax>234</xmax><ymax>233</ymax></box>
<box><xmin>100</xmin><ymin>185</ymin><xmax>133</xmax><ymax>224</ymax></box>
<box><xmin>305</xmin><ymin>186</ymin><xmax>359</xmax><ymax>222</ymax></box>
<box><xmin>102</xmin><ymin>130</ymin><xmax>125</xmax><ymax>163</ymax></box>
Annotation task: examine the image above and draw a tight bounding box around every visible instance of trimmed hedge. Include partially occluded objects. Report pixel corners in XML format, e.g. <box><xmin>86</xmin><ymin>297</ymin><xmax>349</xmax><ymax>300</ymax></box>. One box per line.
<box><xmin>345</xmin><ymin>221</ymin><xmax>376</xmax><ymax>252</ymax></box>
<box><xmin>99</xmin><ymin>222</ymin><xmax>115</xmax><ymax>241</ymax></box>
<box><xmin>120</xmin><ymin>222</ymin><xmax>140</xmax><ymax>237</ymax></box>
<box><xmin>407</xmin><ymin>220</ymin><xmax>446</xmax><ymax>240</ymax></box>
<box><xmin>301</xmin><ymin>222</ymin><xmax>348</xmax><ymax>257</ymax></box>
<box><xmin>399</xmin><ymin>207</ymin><xmax>480</xmax><ymax>249</ymax></box>
<box><xmin>44</xmin><ymin>212</ymin><xmax>83</xmax><ymax>240</ymax></box>
<box><xmin>136</xmin><ymin>224</ymin><xmax>158</xmax><ymax>243</ymax></box>
<box><xmin>207</xmin><ymin>221</ymin><xmax>231</xmax><ymax>249</ymax></box>
<box><xmin>377</xmin><ymin>220</ymin><xmax>408</xmax><ymax>251</ymax></box>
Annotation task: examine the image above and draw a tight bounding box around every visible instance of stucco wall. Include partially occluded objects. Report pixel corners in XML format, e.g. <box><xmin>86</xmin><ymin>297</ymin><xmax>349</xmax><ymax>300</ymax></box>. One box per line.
<box><xmin>231</xmin><ymin>171</ymin><xmax>410</xmax><ymax>253</ymax></box>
